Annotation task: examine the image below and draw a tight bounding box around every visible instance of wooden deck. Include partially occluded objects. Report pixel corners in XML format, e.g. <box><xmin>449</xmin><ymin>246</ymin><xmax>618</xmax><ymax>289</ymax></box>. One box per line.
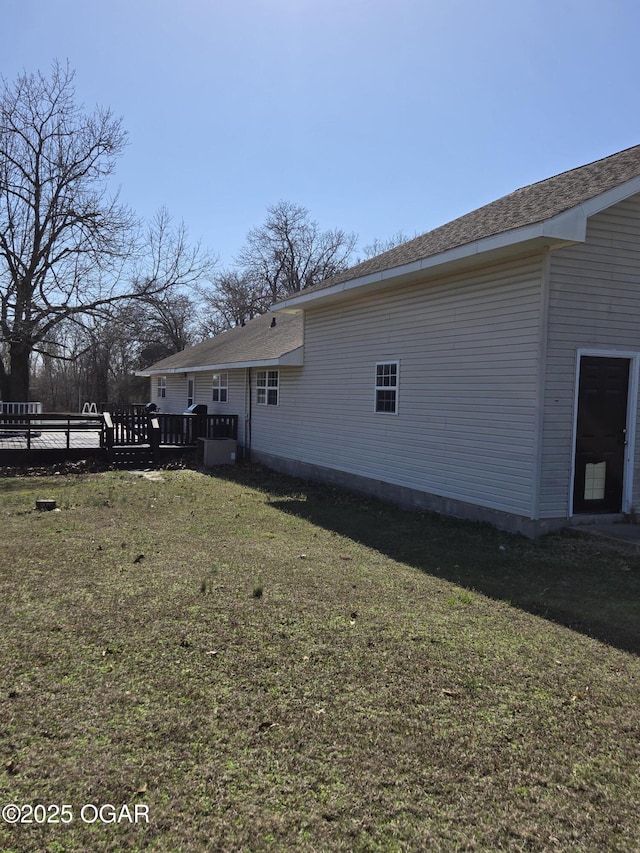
<box><xmin>0</xmin><ymin>411</ymin><xmax>239</xmax><ymax>466</ymax></box>
<box><xmin>0</xmin><ymin>427</ymin><xmax>102</xmax><ymax>450</ymax></box>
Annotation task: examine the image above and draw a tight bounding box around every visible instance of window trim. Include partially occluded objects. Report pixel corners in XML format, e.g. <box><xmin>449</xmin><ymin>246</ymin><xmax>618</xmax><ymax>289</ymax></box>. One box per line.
<box><xmin>212</xmin><ymin>372</ymin><xmax>229</xmax><ymax>404</ymax></box>
<box><xmin>256</xmin><ymin>369</ymin><xmax>279</xmax><ymax>406</ymax></box>
<box><xmin>374</xmin><ymin>361</ymin><xmax>399</xmax><ymax>415</ymax></box>
<box><xmin>157</xmin><ymin>376</ymin><xmax>167</xmax><ymax>399</ymax></box>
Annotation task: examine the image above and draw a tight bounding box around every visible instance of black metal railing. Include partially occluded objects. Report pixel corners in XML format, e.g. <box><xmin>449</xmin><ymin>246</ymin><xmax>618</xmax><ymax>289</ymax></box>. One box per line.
<box><xmin>0</xmin><ymin>412</ymin><xmax>105</xmax><ymax>450</ymax></box>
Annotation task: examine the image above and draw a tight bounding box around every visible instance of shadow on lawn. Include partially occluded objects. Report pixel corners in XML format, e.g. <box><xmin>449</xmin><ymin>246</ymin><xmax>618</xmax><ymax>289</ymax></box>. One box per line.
<box><xmin>217</xmin><ymin>465</ymin><xmax>640</xmax><ymax>656</ymax></box>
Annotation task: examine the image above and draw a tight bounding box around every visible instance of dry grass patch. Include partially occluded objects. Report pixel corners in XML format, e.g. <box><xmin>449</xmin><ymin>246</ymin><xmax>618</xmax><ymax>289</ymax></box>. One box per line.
<box><xmin>0</xmin><ymin>465</ymin><xmax>638</xmax><ymax>852</ymax></box>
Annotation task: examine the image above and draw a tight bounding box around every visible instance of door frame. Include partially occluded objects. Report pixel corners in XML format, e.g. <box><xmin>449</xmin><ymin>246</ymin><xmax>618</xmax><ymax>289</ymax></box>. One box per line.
<box><xmin>569</xmin><ymin>348</ymin><xmax>639</xmax><ymax>517</ymax></box>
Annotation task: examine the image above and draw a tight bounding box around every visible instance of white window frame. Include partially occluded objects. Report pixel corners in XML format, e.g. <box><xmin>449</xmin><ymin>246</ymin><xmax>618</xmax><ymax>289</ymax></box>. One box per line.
<box><xmin>374</xmin><ymin>361</ymin><xmax>399</xmax><ymax>414</ymax></box>
<box><xmin>212</xmin><ymin>372</ymin><xmax>228</xmax><ymax>403</ymax></box>
<box><xmin>257</xmin><ymin>369</ymin><xmax>279</xmax><ymax>406</ymax></box>
<box><xmin>157</xmin><ymin>376</ymin><xmax>167</xmax><ymax>399</ymax></box>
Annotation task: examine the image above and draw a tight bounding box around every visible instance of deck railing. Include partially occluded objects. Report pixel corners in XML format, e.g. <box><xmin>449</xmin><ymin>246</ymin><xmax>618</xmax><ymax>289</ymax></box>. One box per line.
<box><xmin>0</xmin><ymin>412</ymin><xmax>104</xmax><ymax>449</ymax></box>
<box><xmin>0</xmin><ymin>410</ymin><xmax>239</xmax><ymax>453</ymax></box>
<box><xmin>105</xmin><ymin>409</ymin><xmax>151</xmax><ymax>446</ymax></box>
<box><xmin>154</xmin><ymin>413</ymin><xmax>238</xmax><ymax>446</ymax></box>
<box><xmin>104</xmin><ymin>412</ymin><xmax>238</xmax><ymax>449</ymax></box>
<box><xmin>0</xmin><ymin>401</ymin><xmax>43</xmax><ymax>415</ymax></box>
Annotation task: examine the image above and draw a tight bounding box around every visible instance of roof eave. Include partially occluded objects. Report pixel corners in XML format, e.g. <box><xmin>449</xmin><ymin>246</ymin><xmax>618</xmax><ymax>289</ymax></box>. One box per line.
<box><xmin>136</xmin><ymin>346</ymin><xmax>304</xmax><ymax>376</ymax></box>
<box><xmin>274</xmin><ymin>175</ymin><xmax>640</xmax><ymax>311</ymax></box>
<box><xmin>274</xmin><ymin>217</ymin><xmax>583</xmax><ymax>311</ymax></box>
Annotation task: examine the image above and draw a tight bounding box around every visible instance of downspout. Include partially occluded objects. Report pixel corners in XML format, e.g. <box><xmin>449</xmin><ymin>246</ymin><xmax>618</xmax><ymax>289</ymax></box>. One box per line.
<box><xmin>244</xmin><ymin>367</ymin><xmax>252</xmax><ymax>458</ymax></box>
<box><xmin>531</xmin><ymin>248</ymin><xmax>551</xmax><ymax>525</ymax></box>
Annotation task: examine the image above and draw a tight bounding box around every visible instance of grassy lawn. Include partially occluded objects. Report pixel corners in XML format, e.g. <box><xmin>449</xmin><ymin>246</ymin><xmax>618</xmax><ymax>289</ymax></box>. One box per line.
<box><xmin>0</xmin><ymin>463</ymin><xmax>638</xmax><ymax>852</ymax></box>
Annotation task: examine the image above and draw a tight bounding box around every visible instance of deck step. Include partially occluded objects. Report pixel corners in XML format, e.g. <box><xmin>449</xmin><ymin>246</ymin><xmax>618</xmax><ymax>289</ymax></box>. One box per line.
<box><xmin>109</xmin><ymin>447</ymin><xmax>156</xmax><ymax>469</ymax></box>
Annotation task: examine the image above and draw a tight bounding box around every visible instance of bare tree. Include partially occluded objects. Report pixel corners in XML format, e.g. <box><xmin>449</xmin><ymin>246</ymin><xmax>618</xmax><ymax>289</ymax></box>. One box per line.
<box><xmin>236</xmin><ymin>201</ymin><xmax>357</xmax><ymax>305</ymax></box>
<box><xmin>30</xmin><ymin>321</ymin><xmax>84</xmax><ymax>411</ymax></box>
<box><xmin>30</xmin><ymin>208</ymin><xmax>211</xmax><ymax>407</ymax></box>
<box><xmin>133</xmin><ymin>207</ymin><xmax>214</xmax><ymax>302</ymax></box>
<box><xmin>359</xmin><ymin>230</ymin><xmax>415</xmax><ymax>261</ymax></box>
<box><xmin>0</xmin><ymin>62</ymin><xmax>203</xmax><ymax>401</ymax></box>
<box><xmin>132</xmin><ymin>207</ymin><xmax>213</xmax><ymax>359</ymax></box>
<box><xmin>31</xmin><ymin>286</ymin><xmax>197</xmax><ymax>411</ymax></box>
<box><xmin>135</xmin><ymin>290</ymin><xmax>196</xmax><ymax>365</ymax></box>
<box><xmin>198</xmin><ymin>269</ymin><xmax>270</xmax><ymax>334</ymax></box>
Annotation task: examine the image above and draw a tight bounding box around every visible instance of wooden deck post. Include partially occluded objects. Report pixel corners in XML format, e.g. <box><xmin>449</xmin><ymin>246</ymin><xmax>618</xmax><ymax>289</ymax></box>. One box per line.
<box><xmin>103</xmin><ymin>412</ymin><xmax>114</xmax><ymax>450</ymax></box>
<box><xmin>148</xmin><ymin>415</ymin><xmax>161</xmax><ymax>456</ymax></box>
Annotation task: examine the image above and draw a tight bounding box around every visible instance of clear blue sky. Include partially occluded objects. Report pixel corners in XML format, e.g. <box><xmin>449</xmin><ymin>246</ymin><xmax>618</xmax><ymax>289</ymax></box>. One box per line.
<box><xmin>3</xmin><ymin>0</ymin><xmax>640</xmax><ymax>268</ymax></box>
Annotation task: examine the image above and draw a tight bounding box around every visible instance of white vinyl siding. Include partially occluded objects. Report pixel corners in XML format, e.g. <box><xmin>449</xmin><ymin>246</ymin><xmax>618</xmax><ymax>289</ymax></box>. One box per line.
<box><xmin>539</xmin><ymin>194</ymin><xmax>640</xmax><ymax>518</ymax></box>
<box><xmin>250</xmin><ymin>257</ymin><xmax>544</xmax><ymax>517</ymax></box>
<box><xmin>149</xmin><ymin>369</ymin><xmax>248</xmax><ymax>446</ymax></box>
<box><xmin>251</xmin><ymin>367</ymin><xmax>303</xmax><ymax>454</ymax></box>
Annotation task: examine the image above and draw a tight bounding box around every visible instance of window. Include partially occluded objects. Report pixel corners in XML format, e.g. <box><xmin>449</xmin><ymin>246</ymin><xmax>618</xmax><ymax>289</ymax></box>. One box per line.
<box><xmin>157</xmin><ymin>376</ymin><xmax>166</xmax><ymax>399</ymax></box>
<box><xmin>375</xmin><ymin>362</ymin><xmax>399</xmax><ymax>413</ymax></box>
<box><xmin>257</xmin><ymin>370</ymin><xmax>279</xmax><ymax>405</ymax></box>
<box><xmin>187</xmin><ymin>378</ymin><xmax>194</xmax><ymax>407</ymax></box>
<box><xmin>212</xmin><ymin>373</ymin><xmax>228</xmax><ymax>403</ymax></box>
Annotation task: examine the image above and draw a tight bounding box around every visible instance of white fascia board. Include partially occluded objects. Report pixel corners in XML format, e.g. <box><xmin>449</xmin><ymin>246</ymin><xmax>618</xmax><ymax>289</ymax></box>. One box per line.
<box><xmin>275</xmin><ymin>177</ymin><xmax>640</xmax><ymax>313</ymax></box>
<box><xmin>136</xmin><ymin>346</ymin><xmax>304</xmax><ymax>376</ymax></box>
<box><xmin>274</xmin><ymin>201</ymin><xmax>631</xmax><ymax>311</ymax></box>
<box><xmin>274</xmin><ymin>222</ymin><xmax>584</xmax><ymax>311</ymax></box>
<box><xmin>278</xmin><ymin>346</ymin><xmax>305</xmax><ymax>366</ymax></box>
<box><xmin>578</xmin><ymin>174</ymin><xmax>640</xmax><ymax>218</ymax></box>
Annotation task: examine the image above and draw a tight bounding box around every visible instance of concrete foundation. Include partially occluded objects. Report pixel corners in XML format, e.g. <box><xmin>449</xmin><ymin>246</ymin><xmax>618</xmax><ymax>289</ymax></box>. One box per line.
<box><xmin>250</xmin><ymin>450</ymin><xmax>571</xmax><ymax>538</ymax></box>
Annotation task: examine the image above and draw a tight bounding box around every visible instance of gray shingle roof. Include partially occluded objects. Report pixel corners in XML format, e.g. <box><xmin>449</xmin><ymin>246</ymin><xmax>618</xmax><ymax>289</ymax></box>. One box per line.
<box><xmin>143</xmin><ymin>145</ymin><xmax>640</xmax><ymax>375</ymax></box>
<box><xmin>140</xmin><ymin>311</ymin><xmax>303</xmax><ymax>373</ymax></box>
<box><xmin>311</xmin><ymin>144</ymin><xmax>640</xmax><ymax>292</ymax></box>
